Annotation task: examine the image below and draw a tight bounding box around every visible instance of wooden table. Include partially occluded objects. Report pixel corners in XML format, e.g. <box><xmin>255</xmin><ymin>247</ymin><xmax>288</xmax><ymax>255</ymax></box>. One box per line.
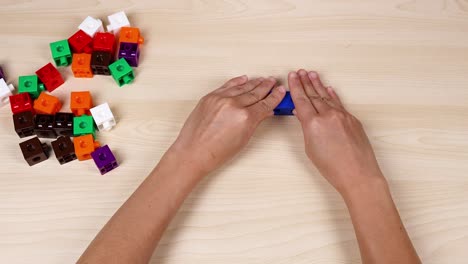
<box><xmin>1</xmin><ymin>1</ymin><xmax>467</xmax><ymax>263</ymax></box>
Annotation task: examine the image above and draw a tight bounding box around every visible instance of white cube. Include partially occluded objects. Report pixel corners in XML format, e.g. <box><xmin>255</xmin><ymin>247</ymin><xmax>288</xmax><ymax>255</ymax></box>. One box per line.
<box><xmin>90</xmin><ymin>103</ymin><xmax>116</xmax><ymax>131</ymax></box>
<box><xmin>0</xmin><ymin>78</ymin><xmax>14</xmax><ymax>107</ymax></box>
<box><xmin>106</xmin><ymin>11</ymin><xmax>130</xmax><ymax>35</ymax></box>
<box><xmin>78</xmin><ymin>16</ymin><xmax>104</xmax><ymax>37</ymax></box>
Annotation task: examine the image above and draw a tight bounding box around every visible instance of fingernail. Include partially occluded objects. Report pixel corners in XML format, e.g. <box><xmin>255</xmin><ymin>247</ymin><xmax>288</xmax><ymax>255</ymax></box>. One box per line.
<box><xmin>268</xmin><ymin>76</ymin><xmax>276</xmax><ymax>82</ymax></box>
<box><xmin>308</xmin><ymin>72</ymin><xmax>318</xmax><ymax>79</ymax></box>
<box><xmin>258</xmin><ymin>77</ymin><xmax>265</xmax><ymax>81</ymax></box>
<box><xmin>289</xmin><ymin>72</ymin><xmax>297</xmax><ymax>78</ymax></box>
<box><xmin>278</xmin><ymin>86</ymin><xmax>286</xmax><ymax>93</ymax></box>
<box><xmin>298</xmin><ymin>69</ymin><xmax>307</xmax><ymax>76</ymax></box>
<box><xmin>292</xmin><ymin>109</ymin><xmax>297</xmax><ymax>115</ymax></box>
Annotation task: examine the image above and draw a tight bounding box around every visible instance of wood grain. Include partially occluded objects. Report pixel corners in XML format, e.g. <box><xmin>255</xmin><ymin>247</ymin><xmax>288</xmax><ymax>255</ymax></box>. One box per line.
<box><xmin>0</xmin><ymin>1</ymin><xmax>467</xmax><ymax>263</ymax></box>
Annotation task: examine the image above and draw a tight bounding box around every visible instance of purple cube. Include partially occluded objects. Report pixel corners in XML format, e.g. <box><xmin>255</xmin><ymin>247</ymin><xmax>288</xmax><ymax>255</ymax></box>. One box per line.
<box><xmin>91</xmin><ymin>145</ymin><xmax>119</xmax><ymax>175</ymax></box>
<box><xmin>118</xmin><ymin>42</ymin><xmax>140</xmax><ymax>67</ymax></box>
<box><xmin>0</xmin><ymin>66</ymin><xmax>5</xmax><ymax>81</ymax></box>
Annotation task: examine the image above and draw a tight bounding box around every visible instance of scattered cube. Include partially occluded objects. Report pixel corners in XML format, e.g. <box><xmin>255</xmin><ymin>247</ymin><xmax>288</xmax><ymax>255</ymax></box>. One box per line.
<box><xmin>107</xmin><ymin>11</ymin><xmax>130</xmax><ymax>34</ymax></box>
<box><xmin>91</xmin><ymin>145</ymin><xmax>118</xmax><ymax>175</ymax></box>
<box><xmin>51</xmin><ymin>136</ymin><xmax>77</xmax><ymax>165</ymax></box>
<box><xmin>71</xmin><ymin>53</ymin><xmax>93</xmax><ymax>78</ymax></box>
<box><xmin>18</xmin><ymin>75</ymin><xmax>45</xmax><ymax>99</ymax></box>
<box><xmin>0</xmin><ymin>78</ymin><xmax>15</xmax><ymax>107</ymax></box>
<box><xmin>93</xmin><ymin>32</ymin><xmax>115</xmax><ymax>54</ymax></box>
<box><xmin>119</xmin><ymin>27</ymin><xmax>144</xmax><ymax>45</ymax></box>
<box><xmin>70</xmin><ymin>91</ymin><xmax>92</xmax><ymax>116</ymax></box>
<box><xmin>78</xmin><ymin>16</ymin><xmax>104</xmax><ymax>37</ymax></box>
<box><xmin>50</xmin><ymin>39</ymin><xmax>72</xmax><ymax>67</ymax></box>
<box><xmin>118</xmin><ymin>42</ymin><xmax>140</xmax><ymax>67</ymax></box>
<box><xmin>34</xmin><ymin>92</ymin><xmax>62</xmax><ymax>115</ymax></box>
<box><xmin>109</xmin><ymin>58</ymin><xmax>134</xmax><ymax>86</ymax></box>
<box><xmin>73</xmin><ymin>114</ymin><xmax>96</xmax><ymax>138</ymax></box>
<box><xmin>91</xmin><ymin>51</ymin><xmax>113</xmax><ymax>75</ymax></box>
<box><xmin>68</xmin><ymin>30</ymin><xmax>93</xmax><ymax>54</ymax></box>
<box><xmin>36</xmin><ymin>63</ymin><xmax>64</xmax><ymax>92</ymax></box>
<box><xmin>34</xmin><ymin>114</ymin><xmax>57</xmax><ymax>138</ymax></box>
<box><xmin>10</xmin><ymin>93</ymin><xmax>33</xmax><ymax>114</ymax></box>
<box><xmin>74</xmin><ymin>134</ymin><xmax>100</xmax><ymax>161</ymax></box>
<box><xmin>90</xmin><ymin>102</ymin><xmax>115</xmax><ymax>131</ymax></box>
<box><xmin>19</xmin><ymin>137</ymin><xmax>51</xmax><ymax>166</ymax></box>
<box><xmin>274</xmin><ymin>91</ymin><xmax>295</xmax><ymax>116</ymax></box>
<box><xmin>53</xmin><ymin>112</ymin><xmax>74</xmax><ymax>137</ymax></box>
<box><xmin>13</xmin><ymin>111</ymin><xmax>35</xmax><ymax>138</ymax></box>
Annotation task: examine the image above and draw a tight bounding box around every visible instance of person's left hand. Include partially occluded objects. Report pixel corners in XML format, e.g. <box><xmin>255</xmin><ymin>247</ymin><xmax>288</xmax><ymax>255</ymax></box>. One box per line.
<box><xmin>169</xmin><ymin>75</ymin><xmax>286</xmax><ymax>175</ymax></box>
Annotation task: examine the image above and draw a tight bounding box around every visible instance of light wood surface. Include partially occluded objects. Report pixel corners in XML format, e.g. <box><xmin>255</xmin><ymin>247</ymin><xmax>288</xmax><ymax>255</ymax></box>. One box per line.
<box><xmin>1</xmin><ymin>1</ymin><xmax>468</xmax><ymax>263</ymax></box>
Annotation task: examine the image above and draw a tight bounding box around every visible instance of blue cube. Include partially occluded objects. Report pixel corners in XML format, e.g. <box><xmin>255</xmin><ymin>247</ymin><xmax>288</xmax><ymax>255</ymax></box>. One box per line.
<box><xmin>274</xmin><ymin>91</ymin><xmax>295</xmax><ymax>115</ymax></box>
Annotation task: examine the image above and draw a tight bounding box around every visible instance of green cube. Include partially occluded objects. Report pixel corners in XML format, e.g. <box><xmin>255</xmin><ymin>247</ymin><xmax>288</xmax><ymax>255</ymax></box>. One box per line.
<box><xmin>109</xmin><ymin>58</ymin><xmax>135</xmax><ymax>87</ymax></box>
<box><xmin>18</xmin><ymin>75</ymin><xmax>45</xmax><ymax>99</ymax></box>
<box><xmin>50</xmin><ymin>39</ymin><xmax>72</xmax><ymax>67</ymax></box>
<box><xmin>73</xmin><ymin>115</ymin><xmax>96</xmax><ymax>138</ymax></box>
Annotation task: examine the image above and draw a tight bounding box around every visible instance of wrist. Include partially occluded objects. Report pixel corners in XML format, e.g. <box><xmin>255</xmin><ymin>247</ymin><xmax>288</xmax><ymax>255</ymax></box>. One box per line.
<box><xmin>158</xmin><ymin>142</ymin><xmax>207</xmax><ymax>181</ymax></box>
<box><xmin>340</xmin><ymin>173</ymin><xmax>390</xmax><ymax>204</ymax></box>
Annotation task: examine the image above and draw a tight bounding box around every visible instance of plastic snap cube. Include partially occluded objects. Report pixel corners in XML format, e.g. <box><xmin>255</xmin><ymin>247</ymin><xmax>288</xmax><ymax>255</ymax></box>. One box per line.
<box><xmin>10</xmin><ymin>92</ymin><xmax>33</xmax><ymax>114</ymax></box>
<box><xmin>13</xmin><ymin>111</ymin><xmax>35</xmax><ymax>138</ymax></box>
<box><xmin>109</xmin><ymin>58</ymin><xmax>134</xmax><ymax>87</ymax></box>
<box><xmin>53</xmin><ymin>112</ymin><xmax>74</xmax><ymax>137</ymax></box>
<box><xmin>19</xmin><ymin>137</ymin><xmax>51</xmax><ymax>166</ymax></box>
<box><xmin>93</xmin><ymin>32</ymin><xmax>115</xmax><ymax>54</ymax></box>
<box><xmin>91</xmin><ymin>51</ymin><xmax>113</xmax><ymax>75</ymax></box>
<box><xmin>34</xmin><ymin>92</ymin><xmax>62</xmax><ymax>115</ymax></box>
<box><xmin>91</xmin><ymin>145</ymin><xmax>118</xmax><ymax>175</ymax></box>
<box><xmin>50</xmin><ymin>39</ymin><xmax>72</xmax><ymax>67</ymax></box>
<box><xmin>68</xmin><ymin>30</ymin><xmax>93</xmax><ymax>54</ymax></box>
<box><xmin>0</xmin><ymin>78</ymin><xmax>15</xmax><ymax>107</ymax></box>
<box><xmin>18</xmin><ymin>75</ymin><xmax>45</xmax><ymax>99</ymax></box>
<box><xmin>90</xmin><ymin>102</ymin><xmax>115</xmax><ymax>131</ymax></box>
<box><xmin>78</xmin><ymin>16</ymin><xmax>104</xmax><ymax>37</ymax></box>
<box><xmin>34</xmin><ymin>114</ymin><xmax>57</xmax><ymax>138</ymax></box>
<box><xmin>51</xmin><ymin>136</ymin><xmax>77</xmax><ymax>165</ymax></box>
<box><xmin>107</xmin><ymin>11</ymin><xmax>130</xmax><ymax>34</ymax></box>
<box><xmin>74</xmin><ymin>134</ymin><xmax>100</xmax><ymax>161</ymax></box>
<box><xmin>119</xmin><ymin>27</ymin><xmax>144</xmax><ymax>45</ymax></box>
<box><xmin>73</xmin><ymin>114</ymin><xmax>96</xmax><ymax>138</ymax></box>
<box><xmin>72</xmin><ymin>53</ymin><xmax>93</xmax><ymax>78</ymax></box>
<box><xmin>274</xmin><ymin>91</ymin><xmax>295</xmax><ymax>116</ymax></box>
<box><xmin>118</xmin><ymin>42</ymin><xmax>140</xmax><ymax>67</ymax></box>
<box><xmin>70</xmin><ymin>91</ymin><xmax>92</xmax><ymax>116</ymax></box>
<box><xmin>35</xmin><ymin>63</ymin><xmax>64</xmax><ymax>92</ymax></box>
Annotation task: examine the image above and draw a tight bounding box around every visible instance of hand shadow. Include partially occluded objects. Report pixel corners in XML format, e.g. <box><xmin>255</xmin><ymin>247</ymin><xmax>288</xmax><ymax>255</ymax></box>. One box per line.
<box><xmin>148</xmin><ymin>116</ymin><xmax>359</xmax><ymax>263</ymax></box>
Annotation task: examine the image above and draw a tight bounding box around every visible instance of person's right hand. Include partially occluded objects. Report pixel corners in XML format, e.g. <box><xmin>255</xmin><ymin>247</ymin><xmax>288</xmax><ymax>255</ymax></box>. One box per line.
<box><xmin>289</xmin><ymin>69</ymin><xmax>385</xmax><ymax>195</ymax></box>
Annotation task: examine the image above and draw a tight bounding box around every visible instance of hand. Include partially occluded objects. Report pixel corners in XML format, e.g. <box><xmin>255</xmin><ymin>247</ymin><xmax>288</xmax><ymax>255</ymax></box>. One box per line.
<box><xmin>289</xmin><ymin>70</ymin><xmax>385</xmax><ymax>195</ymax></box>
<box><xmin>170</xmin><ymin>75</ymin><xmax>286</xmax><ymax>175</ymax></box>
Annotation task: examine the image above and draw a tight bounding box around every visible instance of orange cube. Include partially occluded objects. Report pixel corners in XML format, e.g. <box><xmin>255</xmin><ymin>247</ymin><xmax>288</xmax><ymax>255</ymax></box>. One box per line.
<box><xmin>33</xmin><ymin>92</ymin><xmax>62</xmax><ymax>114</ymax></box>
<box><xmin>119</xmin><ymin>27</ymin><xmax>144</xmax><ymax>45</ymax></box>
<box><xmin>74</xmin><ymin>134</ymin><xmax>100</xmax><ymax>161</ymax></box>
<box><xmin>72</xmin><ymin>53</ymin><xmax>93</xmax><ymax>78</ymax></box>
<box><xmin>70</xmin><ymin>91</ymin><xmax>92</xmax><ymax>116</ymax></box>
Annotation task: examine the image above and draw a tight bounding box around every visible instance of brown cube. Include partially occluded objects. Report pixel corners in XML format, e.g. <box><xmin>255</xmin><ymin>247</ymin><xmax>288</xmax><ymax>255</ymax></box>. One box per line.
<box><xmin>19</xmin><ymin>137</ymin><xmax>50</xmax><ymax>166</ymax></box>
<box><xmin>13</xmin><ymin>111</ymin><xmax>35</xmax><ymax>138</ymax></box>
<box><xmin>51</xmin><ymin>136</ymin><xmax>77</xmax><ymax>165</ymax></box>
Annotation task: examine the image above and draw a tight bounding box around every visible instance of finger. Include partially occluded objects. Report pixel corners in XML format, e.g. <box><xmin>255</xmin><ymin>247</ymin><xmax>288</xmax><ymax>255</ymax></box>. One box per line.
<box><xmin>326</xmin><ymin>86</ymin><xmax>345</xmax><ymax>109</ymax></box>
<box><xmin>236</xmin><ymin>77</ymin><xmax>277</xmax><ymax>106</ymax></box>
<box><xmin>288</xmin><ymin>72</ymin><xmax>317</xmax><ymax>120</ymax></box>
<box><xmin>249</xmin><ymin>85</ymin><xmax>286</xmax><ymax>121</ymax></box>
<box><xmin>308</xmin><ymin>71</ymin><xmax>328</xmax><ymax>99</ymax></box>
<box><xmin>298</xmin><ymin>69</ymin><xmax>329</xmax><ymax>113</ymax></box>
<box><xmin>221</xmin><ymin>75</ymin><xmax>248</xmax><ymax>89</ymax></box>
<box><xmin>222</xmin><ymin>77</ymin><xmax>264</xmax><ymax>97</ymax></box>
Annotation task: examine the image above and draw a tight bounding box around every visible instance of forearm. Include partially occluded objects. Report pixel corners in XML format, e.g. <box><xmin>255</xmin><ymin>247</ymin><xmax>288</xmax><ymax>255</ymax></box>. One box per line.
<box><xmin>78</xmin><ymin>148</ymin><xmax>204</xmax><ymax>264</ymax></box>
<box><xmin>342</xmin><ymin>176</ymin><xmax>421</xmax><ymax>264</ymax></box>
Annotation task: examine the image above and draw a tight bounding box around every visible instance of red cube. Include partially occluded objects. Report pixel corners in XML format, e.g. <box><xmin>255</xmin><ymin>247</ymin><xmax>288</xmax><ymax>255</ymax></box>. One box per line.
<box><xmin>93</xmin><ymin>32</ymin><xmax>115</xmax><ymax>54</ymax></box>
<box><xmin>36</xmin><ymin>63</ymin><xmax>65</xmax><ymax>92</ymax></box>
<box><xmin>10</xmin><ymin>93</ymin><xmax>34</xmax><ymax>114</ymax></box>
<box><xmin>68</xmin><ymin>30</ymin><xmax>93</xmax><ymax>54</ymax></box>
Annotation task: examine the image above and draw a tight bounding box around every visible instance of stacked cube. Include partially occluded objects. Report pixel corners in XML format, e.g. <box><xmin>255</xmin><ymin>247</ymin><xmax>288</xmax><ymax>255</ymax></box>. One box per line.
<box><xmin>3</xmin><ymin>11</ymin><xmax>141</xmax><ymax>175</ymax></box>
